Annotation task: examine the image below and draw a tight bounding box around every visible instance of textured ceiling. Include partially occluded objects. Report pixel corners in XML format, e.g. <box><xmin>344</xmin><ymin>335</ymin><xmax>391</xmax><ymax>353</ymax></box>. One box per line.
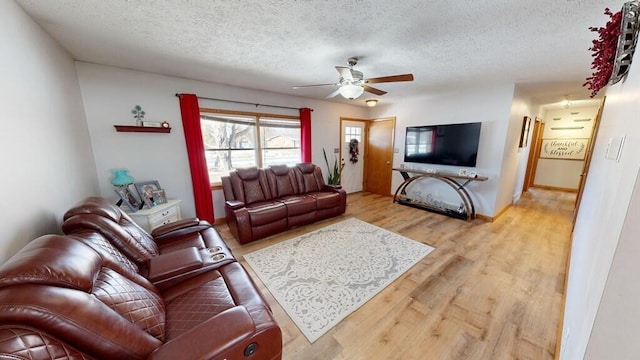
<box><xmin>16</xmin><ymin>0</ymin><xmax>621</xmax><ymax>106</ymax></box>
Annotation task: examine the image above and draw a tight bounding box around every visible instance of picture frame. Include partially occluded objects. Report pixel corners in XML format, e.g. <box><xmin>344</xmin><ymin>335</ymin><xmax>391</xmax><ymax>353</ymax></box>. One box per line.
<box><xmin>114</xmin><ymin>187</ymin><xmax>140</xmax><ymax>212</ymax></box>
<box><xmin>134</xmin><ymin>181</ymin><xmax>162</xmax><ymax>208</ymax></box>
<box><xmin>152</xmin><ymin>189</ymin><xmax>167</xmax><ymax>205</ymax></box>
<box><xmin>540</xmin><ymin>138</ymin><xmax>589</xmax><ymax>160</ymax></box>
<box><xmin>519</xmin><ymin>116</ymin><xmax>532</xmax><ymax>148</ymax></box>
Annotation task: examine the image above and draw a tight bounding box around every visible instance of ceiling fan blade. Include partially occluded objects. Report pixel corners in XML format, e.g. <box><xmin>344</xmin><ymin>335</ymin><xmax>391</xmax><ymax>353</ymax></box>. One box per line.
<box><xmin>325</xmin><ymin>88</ymin><xmax>341</xmax><ymax>98</ymax></box>
<box><xmin>335</xmin><ymin>66</ymin><xmax>353</xmax><ymax>81</ymax></box>
<box><xmin>292</xmin><ymin>83</ymin><xmax>337</xmax><ymax>89</ymax></box>
<box><xmin>365</xmin><ymin>73</ymin><xmax>414</xmax><ymax>84</ymax></box>
<box><xmin>363</xmin><ymin>85</ymin><xmax>387</xmax><ymax>96</ymax></box>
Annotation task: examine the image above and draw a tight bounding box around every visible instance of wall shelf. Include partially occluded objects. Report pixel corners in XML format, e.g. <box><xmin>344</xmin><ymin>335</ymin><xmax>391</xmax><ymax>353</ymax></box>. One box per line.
<box><xmin>114</xmin><ymin>125</ymin><xmax>171</xmax><ymax>133</ymax></box>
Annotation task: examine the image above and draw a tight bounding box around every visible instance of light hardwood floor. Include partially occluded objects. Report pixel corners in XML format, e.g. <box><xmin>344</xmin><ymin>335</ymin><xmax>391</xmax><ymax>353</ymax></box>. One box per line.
<box><xmin>215</xmin><ymin>188</ymin><xmax>575</xmax><ymax>360</ymax></box>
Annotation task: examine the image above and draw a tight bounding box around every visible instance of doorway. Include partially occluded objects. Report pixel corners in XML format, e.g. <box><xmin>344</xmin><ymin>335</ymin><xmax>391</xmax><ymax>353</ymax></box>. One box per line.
<box><xmin>340</xmin><ymin>118</ymin><xmax>367</xmax><ymax>194</ymax></box>
<box><xmin>364</xmin><ymin>117</ymin><xmax>396</xmax><ymax>196</ymax></box>
<box><xmin>339</xmin><ymin>117</ymin><xmax>396</xmax><ymax>196</ymax></box>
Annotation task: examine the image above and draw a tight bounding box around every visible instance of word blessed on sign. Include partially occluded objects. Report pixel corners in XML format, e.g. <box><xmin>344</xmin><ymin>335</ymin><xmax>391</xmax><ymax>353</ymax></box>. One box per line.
<box><xmin>540</xmin><ymin>138</ymin><xmax>588</xmax><ymax>160</ymax></box>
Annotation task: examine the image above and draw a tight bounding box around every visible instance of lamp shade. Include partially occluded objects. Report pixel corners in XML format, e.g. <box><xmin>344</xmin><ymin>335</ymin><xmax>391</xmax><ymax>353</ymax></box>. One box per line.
<box><xmin>339</xmin><ymin>84</ymin><xmax>364</xmax><ymax>99</ymax></box>
<box><xmin>111</xmin><ymin>169</ymin><xmax>134</xmax><ymax>186</ymax></box>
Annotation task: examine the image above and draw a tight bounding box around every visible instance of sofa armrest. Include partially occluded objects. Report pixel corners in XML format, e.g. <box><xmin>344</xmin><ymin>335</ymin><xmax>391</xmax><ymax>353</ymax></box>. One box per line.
<box><xmin>146</xmin><ymin>247</ymin><xmax>204</xmax><ymax>282</ymax></box>
<box><xmin>151</xmin><ymin>219</ymin><xmax>211</xmax><ymax>242</ymax></box>
<box><xmin>225</xmin><ymin>200</ymin><xmax>245</xmax><ymax>210</ymax></box>
<box><xmin>147</xmin><ymin>307</ymin><xmax>255</xmax><ymax>360</ymax></box>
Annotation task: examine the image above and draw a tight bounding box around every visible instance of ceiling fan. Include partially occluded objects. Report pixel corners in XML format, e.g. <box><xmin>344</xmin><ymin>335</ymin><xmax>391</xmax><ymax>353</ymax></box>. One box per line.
<box><xmin>293</xmin><ymin>57</ymin><xmax>414</xmax><ymax>100</ymax></box>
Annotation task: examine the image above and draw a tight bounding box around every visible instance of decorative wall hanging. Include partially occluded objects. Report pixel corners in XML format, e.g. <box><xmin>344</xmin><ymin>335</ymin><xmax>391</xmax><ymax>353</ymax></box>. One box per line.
<box><xmin>610</xmin><ymin>1</ymin><xmax>640</xmax><ymax>85</ymax></box>
<box><xmin>349</xmin><ymin>138</ymin><xmax>359</xmax><ymax>163</ymax></box>
<box><xmin>584</xmin><ymin>1</ymin><xmax>640</xmax><ymax>97</ymax></box>
<box><xmin>519</xmin><ymin>116</ymin><xmax>531</xmax><ymax>148</ymax></box>
<box><xmin>540</xmin><ymin>139</ymin><xmax>589</xmax><ymax>160</ymax></box>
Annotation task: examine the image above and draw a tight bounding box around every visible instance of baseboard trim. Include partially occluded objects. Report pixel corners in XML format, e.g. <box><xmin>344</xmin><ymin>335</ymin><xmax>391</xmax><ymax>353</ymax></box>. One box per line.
<box><xmin>532</xmin><ymin>185</ymin><xmax>578</xmax><ymax>193</ymax></box>
<box><xmin>476</xmin><ymin>203</ymin><xmax>512</xmax><ymax>222</ymax></box>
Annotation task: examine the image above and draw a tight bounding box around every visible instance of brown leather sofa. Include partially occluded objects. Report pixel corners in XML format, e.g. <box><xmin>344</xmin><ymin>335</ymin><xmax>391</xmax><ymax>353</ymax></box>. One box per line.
<box><xmin>221</xmin><ymin>163</ymin><xmax>347</xmax><ymax>244</ymax></box>
<box><xmin>0</xmin><ymin>197</ymin><xmax>282</xmax><ymax>360</ymax></box>
<box><xmin>61</xmin><ymin>196</ymin><xmax>236</xmax><ymax>286</ymax></box>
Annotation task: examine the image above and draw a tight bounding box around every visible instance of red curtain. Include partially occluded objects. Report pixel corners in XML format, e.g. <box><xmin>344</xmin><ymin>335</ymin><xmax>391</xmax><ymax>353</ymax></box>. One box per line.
<box><xmin>178</xmin><ymin>94</ymin><xmax>215</xmax><ymax>224</ymax></box>
<box><xmin>300</xmin><ymin>108</ymin><xmax>312</xmax><ymax>162</ymax></box>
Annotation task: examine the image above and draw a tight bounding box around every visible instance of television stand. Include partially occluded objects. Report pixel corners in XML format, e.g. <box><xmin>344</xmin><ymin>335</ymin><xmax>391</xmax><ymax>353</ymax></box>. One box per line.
<box><xmin>392</xmin><ymin>168</ymin><xmax>488</xmax><ymax>221</ymax></box>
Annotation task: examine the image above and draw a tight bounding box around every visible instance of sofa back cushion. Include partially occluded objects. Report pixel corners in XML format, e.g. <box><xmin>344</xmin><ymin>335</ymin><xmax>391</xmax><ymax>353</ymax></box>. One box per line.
<box><xmin>62</xmin><ymin>197</ymin><xmax>160</xmax><ymax>266</ymax></box>
<box><xmin>294</xmin><ymin>163</ymin><xmax>325</xmax><ymax>193</ymax></box>
<box><xmin>0</xmin><ymin>235</ymin><xmax>165</xmax><ymax>359</ymax></box>
<box><xmin>266</xmin><ymin>165</ymin><xmax>299</xmax><ymax>197</ymax></box>
<box><xmin>228</xmin><ymin>167</ymin><xmax>273</xmax><ymax>205</ymax></box>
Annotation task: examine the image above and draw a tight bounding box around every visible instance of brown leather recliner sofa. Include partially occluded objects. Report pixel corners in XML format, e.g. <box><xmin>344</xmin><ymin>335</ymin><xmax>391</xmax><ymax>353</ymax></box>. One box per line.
<box><xmin>221</xmin><ymin>163</ymin><xmax>347</xmax><ymax>244</ymax></box>
<box><xmin>0</xmin><ymin>197</ymin><xmax>282</xmax><ymax>360</ymax></box>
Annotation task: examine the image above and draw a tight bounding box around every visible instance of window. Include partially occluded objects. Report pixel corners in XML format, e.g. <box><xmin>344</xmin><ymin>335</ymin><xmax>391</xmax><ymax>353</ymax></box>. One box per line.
<box><xmin>200</xmin><ymin>111</ymin><xmax>300</xmax><ymax>184</ymax></box>
<box><xmin>344</xmin><ymin>126</ymin><xmax>362</xmax><ymax>143</ymax></box>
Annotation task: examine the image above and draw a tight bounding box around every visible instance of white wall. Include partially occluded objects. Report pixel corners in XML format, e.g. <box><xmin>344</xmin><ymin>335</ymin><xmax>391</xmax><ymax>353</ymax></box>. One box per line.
<box><xmin>560</xmin><ymin>58</ymin><xmax>640</xmax><ymax>359</ymax></box>
<box><xmin>370</xmin><ymin>84</ymin><xmax>516</xmax><ymax>217</ymax></box>
<box><xmin>0</xmin><ymin>1</ymin><xmax>98</xmax><ymax>262</ymax></box>
<box><xmin>585</xmin><ymin>167</ymin><xmax>640</xmax><ymax>359</ymax></box>
<box><xmin>534</xmin><ymin>106</ymin><xmax>598</xmax><ymax>189</ymax></box>
<box><xmin>75</xmin><ymin>63</ymin><xmax>369</xmax><ymax>220</ymax></box>
<box><xmin>500</xmin><ymin>86</ymin><xmax>534</xmax><ymax>208</ymax></box>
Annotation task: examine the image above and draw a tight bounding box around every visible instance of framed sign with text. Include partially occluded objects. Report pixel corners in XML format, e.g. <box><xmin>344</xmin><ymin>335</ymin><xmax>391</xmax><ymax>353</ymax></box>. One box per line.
<box><xmin>540</xmin><ymin>138</ymin><xmax>589</xmax><ymax>160</ymax></box>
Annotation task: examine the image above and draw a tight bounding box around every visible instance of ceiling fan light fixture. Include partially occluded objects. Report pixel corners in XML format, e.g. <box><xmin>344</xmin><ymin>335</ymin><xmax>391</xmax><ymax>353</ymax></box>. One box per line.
<box><xmin>339</xmin><ymin>84</ymin><xmax>364</xmax><ymax>99</ymax></box>
<box><xmin>365</xmin><ymin>99</ymin><xmax>378</xmax><ymax>107</ymax></box>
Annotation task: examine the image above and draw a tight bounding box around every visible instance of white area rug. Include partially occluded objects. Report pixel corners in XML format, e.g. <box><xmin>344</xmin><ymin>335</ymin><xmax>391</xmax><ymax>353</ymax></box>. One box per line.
<box><xmin>243</xmin><ymin>218</ymin><xmax>435</xmax><ymax>343</ymax></box>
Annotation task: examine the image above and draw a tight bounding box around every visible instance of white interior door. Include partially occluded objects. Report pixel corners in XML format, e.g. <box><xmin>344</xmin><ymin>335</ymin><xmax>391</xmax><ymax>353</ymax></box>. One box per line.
<box><xmin>341</xmin><ymin>119</ymin><xmax>366</xmax><ymax>193</ymax></box>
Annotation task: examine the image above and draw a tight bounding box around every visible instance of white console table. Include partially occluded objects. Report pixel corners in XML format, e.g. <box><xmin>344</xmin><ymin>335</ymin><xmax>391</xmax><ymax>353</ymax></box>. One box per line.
<box><xmin>125</xmin><ymin>199</ymin><xmax>182</xmax><ymax>232</ymax></box>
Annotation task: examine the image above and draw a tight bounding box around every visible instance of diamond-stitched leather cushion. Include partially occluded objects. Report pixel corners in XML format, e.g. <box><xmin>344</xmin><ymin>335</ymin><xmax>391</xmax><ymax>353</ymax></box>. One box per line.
<box><xmin>0</xmin><ymin>328</ymin><xmax>93</xmax><ymax>360</ymax></box>
<box><xmin>267</xmin><ymin>166</ymin><xmax>298</xmax><ymax>197</ymax></box>
<box><xmin>69</xmin><ymin>231</ymin><xmax>139</xmax><ymax>275</ymax></box>
<box><xmin>164</xmin><ymin>275</ymin><xmax>235</xmax><ymax>340</ymax></box>
<box><xmin>243</xmin><ymin>179</ymin><xmax>266</xmax><ymax>204</ymax></box>
<box><xmin>92</xmin><ymin>268</ymin><xmax>166</xmax><ymax>341</ymax></box>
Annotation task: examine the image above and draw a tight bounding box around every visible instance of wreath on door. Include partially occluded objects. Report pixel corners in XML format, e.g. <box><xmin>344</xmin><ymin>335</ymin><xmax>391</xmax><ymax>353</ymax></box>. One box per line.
<box><xmin>349</xmin><ymin>139</ymin><xmax>359</xmax><ymax>163</ymax></box>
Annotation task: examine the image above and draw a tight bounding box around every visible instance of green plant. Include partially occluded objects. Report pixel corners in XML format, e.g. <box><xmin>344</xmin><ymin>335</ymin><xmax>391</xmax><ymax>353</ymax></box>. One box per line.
<box><xmin>323</xmin><ymin>148</ymin><xmax>344</xmax><ymax>185</ymax></box>
<box><xmin>131</xmin><ymin>105</ymin><xmax>145</xmax><ymax>120</ymax></box>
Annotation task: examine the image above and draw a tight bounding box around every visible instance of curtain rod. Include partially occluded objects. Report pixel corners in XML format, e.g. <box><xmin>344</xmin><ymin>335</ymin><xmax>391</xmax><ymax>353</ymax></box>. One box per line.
<box><xmin>175</xmin><ymin>93</ymin><xmax>312</xmax><ymax>111</ymax></box>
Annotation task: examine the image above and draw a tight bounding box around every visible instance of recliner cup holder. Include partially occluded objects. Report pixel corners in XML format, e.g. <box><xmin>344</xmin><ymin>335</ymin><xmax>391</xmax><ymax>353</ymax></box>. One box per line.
<box><xmin>207</xmin><ymin>246</ymin><xmax>223</xmax><ymax>254</ymax></box>
<box><xmin>211</xmin><ymin>253</ymin><xmax>226</xmax><ymax>262</ymax></box>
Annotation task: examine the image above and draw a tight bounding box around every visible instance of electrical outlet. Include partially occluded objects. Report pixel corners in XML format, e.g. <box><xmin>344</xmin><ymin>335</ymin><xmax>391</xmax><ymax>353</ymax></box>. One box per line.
<box><xmin>334</xmin><ymin>148</ymin><xmax>339</xmax><ymax>154</ymax></box>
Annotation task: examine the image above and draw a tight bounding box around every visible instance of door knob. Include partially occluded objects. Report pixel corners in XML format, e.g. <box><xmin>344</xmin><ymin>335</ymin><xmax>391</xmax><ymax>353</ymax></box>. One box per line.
<box><xmin>386</xmin><ymin>161</ymin><xmax>390</xmax><ymax>165</ymax></box>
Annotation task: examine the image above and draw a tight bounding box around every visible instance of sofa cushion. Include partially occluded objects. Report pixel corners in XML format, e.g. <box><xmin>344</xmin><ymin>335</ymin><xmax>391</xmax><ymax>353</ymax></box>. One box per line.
<box><xmin>246</xmin><ymin>201</ymin><xmax>287</xmax><ymax>226</ymax></box>
<box><xmin>164</xmin><ymin>271</ymin><xmax>235</xmax><ymax>340</ymax></box>
<box><xmin>309</xmin><ymin>191</ymin><xmax>342</xmax><ymax>209</ymax></box>
<box><xmin>0</xmin><ymin>234</ymin><xmax>100</xmax><ymax>291</ymax></box>
<box><xmin>295</xmin><ymin>163</ymin><xmax>324</xmax><ymax>193</ymax></box>
<box><xmin>280</xmin><ymin>195</ymin><xmax>316</xmax><ymax>216</ymax></box>
<box><xmin>93</xmin><ymin>267</ymin><xmax>166</xmax><ymax>341</ymax></box>
<box><xmin>267</xmin><ymin>165</ymin><xmax>299</xmax><ymax>198</ymax></box>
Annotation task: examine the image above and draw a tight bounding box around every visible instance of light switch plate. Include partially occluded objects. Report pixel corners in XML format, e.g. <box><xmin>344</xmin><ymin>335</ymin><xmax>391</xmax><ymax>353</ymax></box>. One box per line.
<box><xmin>605</xmin><ymin>136</ymin><xmax>625</xmax><ymax>161</ymax></box>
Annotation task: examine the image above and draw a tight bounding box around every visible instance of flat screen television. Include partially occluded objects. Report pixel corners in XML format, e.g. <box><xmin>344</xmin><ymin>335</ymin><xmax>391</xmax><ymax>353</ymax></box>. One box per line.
<box><xmin>404</xmin><ymin>122</ymin><xmax>481</xmax><ymax>167</ymax></box>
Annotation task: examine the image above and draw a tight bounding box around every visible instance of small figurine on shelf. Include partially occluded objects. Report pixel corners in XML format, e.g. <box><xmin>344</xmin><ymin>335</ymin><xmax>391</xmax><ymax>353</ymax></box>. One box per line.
<box><xmin>131</xmin><ymin>105</ymin><xmax>146</xmax><ymax>126</ymax></box>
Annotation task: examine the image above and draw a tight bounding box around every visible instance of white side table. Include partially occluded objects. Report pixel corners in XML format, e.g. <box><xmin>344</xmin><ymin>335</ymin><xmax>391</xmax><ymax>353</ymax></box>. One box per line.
<box><xmin>125</xmin><ymin>199</ymin><xmax>182</xmax><ymax>232</ymax></box>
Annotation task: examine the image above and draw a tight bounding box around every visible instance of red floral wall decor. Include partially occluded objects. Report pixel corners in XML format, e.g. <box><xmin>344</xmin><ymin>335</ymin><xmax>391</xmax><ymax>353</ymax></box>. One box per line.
<box><xmin>583</xmin><ymin>8</ymin><xmax>622</xmax><ymax>97</ymax></box>
<box><xmin>584</xmin><ymin>1</ymin><xmax>640</xmax><ymax>97</ymax></box>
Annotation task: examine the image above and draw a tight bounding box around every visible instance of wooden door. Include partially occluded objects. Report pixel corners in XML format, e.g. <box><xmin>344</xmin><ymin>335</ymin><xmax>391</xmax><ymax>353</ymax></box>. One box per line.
<box><xmin>573</xmin><ymin>98</ymin><xmax>605</xmax><ymax>227</ymax></box>
<box><xmin>523</xmin><ymin>117</ymin><xmax>545</xmax><ymax>191</ymax></box>
<box><xmin>364</xmin><ymin>117</ymin><xmax>395</xmax><ymax>196</ymax></box>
